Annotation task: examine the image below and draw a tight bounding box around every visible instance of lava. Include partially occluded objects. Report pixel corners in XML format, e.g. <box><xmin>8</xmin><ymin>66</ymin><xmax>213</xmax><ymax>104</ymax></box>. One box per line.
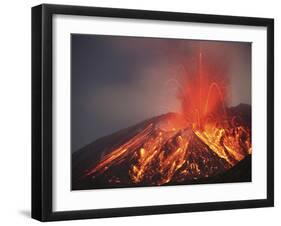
<box><xmin>81</xmin><ymin>48</ymin><xmax>252</xmax><ymax>187</ymax></box>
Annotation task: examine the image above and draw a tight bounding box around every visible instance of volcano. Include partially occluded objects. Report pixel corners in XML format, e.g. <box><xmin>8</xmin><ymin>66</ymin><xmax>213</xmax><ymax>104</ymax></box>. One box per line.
<box><xmin>72</xmin><ymin>47</ymin><xmax>252</xmax><ymax>190</ymax></box>
<box><xmin>72</xmin><ymin>104</ymin><xmax>251</xmax><ymax>190</ymax></box>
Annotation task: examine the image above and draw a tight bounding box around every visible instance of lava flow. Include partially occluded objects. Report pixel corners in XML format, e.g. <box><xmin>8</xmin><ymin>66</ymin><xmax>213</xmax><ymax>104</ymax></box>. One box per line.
<box><xmin>74</xmin><ymin>48</ymin><xmax>252</xmax><ymax>189</ymax></box>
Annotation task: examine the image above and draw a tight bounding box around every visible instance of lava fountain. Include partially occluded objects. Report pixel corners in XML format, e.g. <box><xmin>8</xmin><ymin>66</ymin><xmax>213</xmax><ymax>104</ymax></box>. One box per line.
<box><xmin>74</xmin><ymin>47</ymin><xmax>252</xmax><ymax>189</ymax></box>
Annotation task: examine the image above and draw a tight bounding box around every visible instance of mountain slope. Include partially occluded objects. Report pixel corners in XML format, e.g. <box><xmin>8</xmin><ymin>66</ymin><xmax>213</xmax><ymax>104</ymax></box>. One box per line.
<box><xmin>72</xmin><ymin>104</ymin><xmax>251</xmax><ymax>190</ymax></box>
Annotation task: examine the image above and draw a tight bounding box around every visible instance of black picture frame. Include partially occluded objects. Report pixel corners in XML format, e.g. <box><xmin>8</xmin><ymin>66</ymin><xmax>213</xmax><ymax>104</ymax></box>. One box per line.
<box><xmin>32</xmin><ymin>3</ymin><xmax>274</xmax><ymax>222</ymax></box>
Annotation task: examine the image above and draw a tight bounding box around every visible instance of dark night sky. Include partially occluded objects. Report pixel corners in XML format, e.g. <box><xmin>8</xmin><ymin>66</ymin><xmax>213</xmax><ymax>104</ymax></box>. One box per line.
<box><xmin>71</xmin><ymin>34</ymin><xmax>251</xmax><ymax>152</ymax></box>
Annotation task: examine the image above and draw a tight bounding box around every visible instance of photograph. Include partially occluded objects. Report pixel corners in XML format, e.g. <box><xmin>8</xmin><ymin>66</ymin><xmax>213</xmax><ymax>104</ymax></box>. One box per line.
<box><xmin>30</xmin><ymin>3</ymin><xmax>274</xmax><ymax>222</ymax></box>
<box><xmin>71</xmin><ymin>35</ymin><xmax>252</xmax><ymax>190</ymax></box>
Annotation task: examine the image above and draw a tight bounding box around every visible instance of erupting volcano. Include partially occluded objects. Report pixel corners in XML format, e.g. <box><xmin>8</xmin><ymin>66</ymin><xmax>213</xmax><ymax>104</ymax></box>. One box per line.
<box><xmin>72</xmin><ymin>47</ymin><xmax>252</xmax><ymax>190</ymax></box>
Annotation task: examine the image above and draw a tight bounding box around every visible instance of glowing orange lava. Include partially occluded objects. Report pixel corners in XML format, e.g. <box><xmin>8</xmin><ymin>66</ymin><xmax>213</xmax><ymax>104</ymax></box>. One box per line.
<box><xmin>83</xmin><ymin>48</ymin><xmax>252</xmax><ymax>186</ymax></box>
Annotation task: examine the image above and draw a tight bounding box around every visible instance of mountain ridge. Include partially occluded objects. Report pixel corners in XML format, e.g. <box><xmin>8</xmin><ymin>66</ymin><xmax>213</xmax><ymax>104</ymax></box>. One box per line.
<box><xmin>72</xmin><ymin>104</ymin><xmax>251</xmax><ymax>190</ymax></box>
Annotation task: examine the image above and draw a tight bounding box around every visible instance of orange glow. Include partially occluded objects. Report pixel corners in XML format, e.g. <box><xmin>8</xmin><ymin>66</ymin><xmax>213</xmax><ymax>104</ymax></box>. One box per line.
<box><xmin>83</xmin><ymin>48</ymin><xmax>251</xmax><ymax>186</ymax></box>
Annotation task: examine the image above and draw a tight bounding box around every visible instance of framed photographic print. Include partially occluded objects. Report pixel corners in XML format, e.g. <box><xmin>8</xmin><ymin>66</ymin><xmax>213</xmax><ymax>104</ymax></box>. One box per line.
<box><xmin>32</xmin><ymin>4</ymin><xmax>274</xmax><ymax>221</ymax></box>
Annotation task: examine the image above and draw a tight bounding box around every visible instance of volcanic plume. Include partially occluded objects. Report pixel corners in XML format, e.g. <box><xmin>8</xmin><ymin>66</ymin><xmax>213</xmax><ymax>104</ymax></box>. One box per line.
<box><xmin>72</xmin><ymin>48</ymin><xmax>252</xmax><ymax>190</ymax></box>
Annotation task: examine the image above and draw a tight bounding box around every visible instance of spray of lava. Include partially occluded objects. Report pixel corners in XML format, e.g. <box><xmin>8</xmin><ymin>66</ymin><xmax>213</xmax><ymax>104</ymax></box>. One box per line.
<box><xmin>83</xmin><ymin>47</ymin><xmax>252</xmax><ymax>186</ymax></box>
